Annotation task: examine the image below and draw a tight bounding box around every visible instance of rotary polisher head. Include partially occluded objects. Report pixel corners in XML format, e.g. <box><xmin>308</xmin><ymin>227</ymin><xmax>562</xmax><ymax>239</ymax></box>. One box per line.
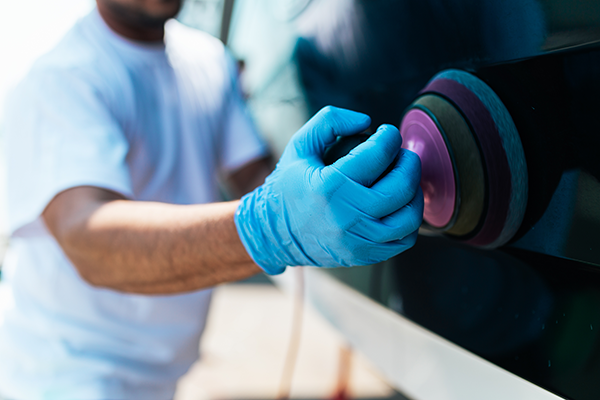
<box><xmin>412</xmin><ymin>94</ymin><xmax>485</xmax><ymax>237</ymax></box>
<box><xmin>400</xmin><ymin>69</ymin><xmax>528</xmax><ymax>249</ymax></box>
<box><xmin>400</xmin><ymin>108</ymin><xmax>456</xmax><ymax>229</ymax></box>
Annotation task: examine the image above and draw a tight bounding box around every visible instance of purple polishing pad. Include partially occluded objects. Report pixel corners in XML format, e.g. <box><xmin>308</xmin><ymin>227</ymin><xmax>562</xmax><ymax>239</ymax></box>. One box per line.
<box><xmin>423</xmin><ymin>78</ymin><xmax>511</xmax><ymax>246</ymax></box>
<box><xmin>401</xmin><ymin>109</ymin><xmax>456</xmax><ymax>228</ymax></box>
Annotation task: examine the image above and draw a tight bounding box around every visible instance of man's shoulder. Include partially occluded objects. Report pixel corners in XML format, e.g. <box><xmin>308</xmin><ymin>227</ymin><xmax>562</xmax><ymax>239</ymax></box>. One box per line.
<box><xmin>31</xmin><ymin>20</ymin><xmax>102</xmax><ymax>78</ymax></box>
<box><xmin>16</xmin><ymin>21</ymin><xmax>125</xmax><ymax>109</ymax></box>
<box><xmin>6</xmin><ymin>21</ymin><xmax>132</xmax><ymax>133</ymax></box>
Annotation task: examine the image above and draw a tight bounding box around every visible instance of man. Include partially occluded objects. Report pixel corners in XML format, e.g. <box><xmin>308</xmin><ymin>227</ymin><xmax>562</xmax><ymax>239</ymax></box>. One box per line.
<box><xmin>0</xmin><ymin>0</ymin><xmax>423</xmax><ymax>398</ymax></box>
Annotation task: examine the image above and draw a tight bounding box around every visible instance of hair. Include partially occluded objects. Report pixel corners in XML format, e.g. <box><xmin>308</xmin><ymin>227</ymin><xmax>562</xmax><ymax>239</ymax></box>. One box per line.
<box><xmin>99</xmin><ymin>0</ymin><xmax>182</xmax><ymax>30</ymax></box>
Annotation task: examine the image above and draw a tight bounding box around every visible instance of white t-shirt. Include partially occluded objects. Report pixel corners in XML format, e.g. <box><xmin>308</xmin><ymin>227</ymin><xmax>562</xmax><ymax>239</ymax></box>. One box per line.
<box><xmin>0</xmin><ymin>9</ymin><xmax>267</xmax><ymax>400</ymax></box>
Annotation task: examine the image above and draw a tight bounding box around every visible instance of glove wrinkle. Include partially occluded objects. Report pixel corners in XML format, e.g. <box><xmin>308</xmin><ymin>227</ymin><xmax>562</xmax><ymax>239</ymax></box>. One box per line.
<box><xmin>234</xmin><ymin>106</ymin><xmax>423</xmax><ymax>274</ymax></box>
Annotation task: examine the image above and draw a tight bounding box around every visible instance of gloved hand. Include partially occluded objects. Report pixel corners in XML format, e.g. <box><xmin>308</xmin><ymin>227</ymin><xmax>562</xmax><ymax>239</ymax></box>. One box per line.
<box><xmin>235</xmin><ymin>106</ymin><xmax>423</xmax><ymax>275</ymax></box>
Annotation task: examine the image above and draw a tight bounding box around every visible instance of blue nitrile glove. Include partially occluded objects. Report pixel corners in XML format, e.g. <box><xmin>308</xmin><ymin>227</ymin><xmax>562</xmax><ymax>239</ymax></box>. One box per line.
<box><xmin>235</xmin><ymin>106</ymin><xmax>424</xmax><ymax>275</ymax></box>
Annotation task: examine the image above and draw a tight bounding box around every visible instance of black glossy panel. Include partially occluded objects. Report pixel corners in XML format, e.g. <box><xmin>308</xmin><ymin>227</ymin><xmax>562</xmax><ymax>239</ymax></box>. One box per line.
<box><xmin>291</xmin><ymin>0</ymin><xmax>600</xmax><ymax>266</ymax></box>
<box><xmin>228</xmin><ymin>1</ymin><xmax>600</xmax><ymax>398</ymax></box>
<box><xmin>393</xmin><ymin>237</ymin><xmax>600</xmax><ymax>400</ymax></box>
<box><xmin>289</xmin><ymin>1</ymin><xmax>600</xmax><ymax>398</ymax></box>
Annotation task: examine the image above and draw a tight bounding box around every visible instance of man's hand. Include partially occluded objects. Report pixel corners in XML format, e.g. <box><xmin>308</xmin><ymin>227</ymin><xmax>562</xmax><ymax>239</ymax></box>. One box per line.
<box><xmin>42</xmin><ymin>106</ymin><xmax>421</xmax><ymax>294</ymax></box>
<box><xmin>235</xmin><ymin>106</ymin><xmax>424</xmax><ymax>275</ymax></box>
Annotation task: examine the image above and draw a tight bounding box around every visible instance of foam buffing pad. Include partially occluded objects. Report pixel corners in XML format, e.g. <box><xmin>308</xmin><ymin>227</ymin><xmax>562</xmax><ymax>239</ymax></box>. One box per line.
<box><xmin>400</xmin><ymin>69</ymin><xmax>528</xmax><ymax>249</ymax></box>
<box><xmin>412</xmin><ymin>94</ymin><xmax>485</xmax><ymax>237</ymax></box>
<box><xmin>400</xmin><ymin>108</ymin><xmax>456</xmax><ymax>228</ymax></box>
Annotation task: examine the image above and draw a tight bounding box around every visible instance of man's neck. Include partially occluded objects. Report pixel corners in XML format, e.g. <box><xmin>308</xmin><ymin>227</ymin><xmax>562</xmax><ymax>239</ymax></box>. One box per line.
<box><xmin>96</xmin><ymin>2</ymin><xmax>165</xmax><ymax>43</ymax></box>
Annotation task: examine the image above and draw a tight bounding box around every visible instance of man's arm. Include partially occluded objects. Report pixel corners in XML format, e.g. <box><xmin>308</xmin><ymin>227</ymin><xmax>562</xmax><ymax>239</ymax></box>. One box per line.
<box><xmin>43</xmin><ymin>153</ymin><xmax>272</xmax><ymax>295</ymax></box>
<box><xmin>43</xmin><ymin>186</ymin><xmax>262</xmax><ymax>295</ymax></box>
<box><xmin>42</xmin><ymin>107</ymin><xmax>423</xmax><ymax>296</ymax></box>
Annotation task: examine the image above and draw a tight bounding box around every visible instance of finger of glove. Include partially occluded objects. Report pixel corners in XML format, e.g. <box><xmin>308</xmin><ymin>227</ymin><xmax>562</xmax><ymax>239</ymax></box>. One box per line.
<box><xmin>332</xmin><ymin>124</ymin><xmax>402</xmax><ymax>187</ymax></box>
<box><xmin>357</xmin><ymin>149</ymin><xmax>421</xmax><ymax>218</ymax></box>
<box><xmin>396</xmin><ymin>230</ymin><xmax>419</xmax><ymax>250</ymax></box>
<box><xmin>380</xmin><ymin>188</ymin><xmax>424</xmax><ymax>238</ymax></box>
<box><xmin>292</xmin><ymin>106</ymin><xmax>371</xmax><ymax>159</ymax></box>
<box><xmin>345</xmin><ymin>229</ymin><xmax>420</xmax><ymax>266</ymax></box>
<box><xmin>370</xmin><ymin>229</ymin><xmax>420</xmax><ymax>262</ymax></box>
<box><xmin>349</xmin><ymin>188</ymin><xmax>423</xmax><ymax>243</ymax></box>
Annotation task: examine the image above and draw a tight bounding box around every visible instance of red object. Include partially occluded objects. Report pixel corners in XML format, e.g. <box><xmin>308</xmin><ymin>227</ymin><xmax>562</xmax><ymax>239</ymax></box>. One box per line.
<box><xmin>331</xmin><ymin>389</ymin><xmax>350</xmax><ymax>400</ymax></box>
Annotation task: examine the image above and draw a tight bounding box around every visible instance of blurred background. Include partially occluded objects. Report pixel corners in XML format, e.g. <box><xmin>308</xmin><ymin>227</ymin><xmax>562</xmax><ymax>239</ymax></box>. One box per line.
<box><xmin>4</xmin><ymin>1</ymin><xmax>600</xmax><ymax>399</ymax></box>
<box><xmin>0</xmin><ymin>1</ymin><xmax>408</xmax><ymax>399</ymax></box>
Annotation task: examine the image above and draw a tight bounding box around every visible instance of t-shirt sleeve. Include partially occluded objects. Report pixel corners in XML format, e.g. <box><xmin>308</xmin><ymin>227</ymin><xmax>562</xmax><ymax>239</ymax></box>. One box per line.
<box><xmin>4</xmin><ymin>67</ymin><xmax>133</xmax><ymax>235</ymax></box>
<box><xmin>218</xmin><ymin>54</ymin><xmax>270</xmax><ymax>173</ymax></box>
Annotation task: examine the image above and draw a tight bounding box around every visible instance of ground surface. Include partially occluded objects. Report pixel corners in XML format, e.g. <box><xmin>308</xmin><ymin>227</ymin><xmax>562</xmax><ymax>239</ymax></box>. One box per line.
<box><xmin>174</xmin><ymin>278</ymin><xmax>409</xmax><ymax>400</ymax></box>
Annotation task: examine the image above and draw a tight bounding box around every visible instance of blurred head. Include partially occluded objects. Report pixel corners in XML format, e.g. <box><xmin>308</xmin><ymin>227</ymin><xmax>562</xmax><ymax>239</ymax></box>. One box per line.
<box><xmin>97</xmin><ymin>0</ymin><xmax>182</xmax><ymax>41</ymax></box>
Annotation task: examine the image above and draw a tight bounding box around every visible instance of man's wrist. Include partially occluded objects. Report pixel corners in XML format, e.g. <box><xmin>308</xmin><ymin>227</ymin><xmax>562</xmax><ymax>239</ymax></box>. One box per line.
<box><xmin>234</xmin><ymin>190</ymin><xmax>288</xmax><ymax>275</ymax></box>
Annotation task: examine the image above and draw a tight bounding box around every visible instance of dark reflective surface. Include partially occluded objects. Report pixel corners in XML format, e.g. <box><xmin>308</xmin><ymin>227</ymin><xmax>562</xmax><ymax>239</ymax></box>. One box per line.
<box><xmin>294</xmin><ymin>0</ymin><xmax>545</xmax><ymax>128</ymax></box>
<box><xmin>477</xmin><ymin>52</ymin><xmax>600</xmax><ymax>266</ymax></box>
<box><xmin>328</xmin><ymin>238</ymin><xmax>600</xmax><ymax>400</ymax></box>
<box><xmin>228</xmin><ymin>0</ymin><xmax>600</xmax><ymax>398</ymax></box>
<box><xmin>291</xmin><ymin>0</ymin><xmax>600</xmax><ymax>266</ymax></box>
<box><xmin>396</xmin><ymin>238</ymin><xmax>600</xmax><ymax>400</ymax></box>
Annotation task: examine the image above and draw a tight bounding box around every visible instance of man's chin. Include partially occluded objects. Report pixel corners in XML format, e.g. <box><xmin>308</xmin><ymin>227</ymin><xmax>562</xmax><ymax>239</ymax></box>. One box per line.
<box><xmin>137</xmin><ymin>12</ymin><xmax>177</xmax><ymax>29</ymax></box>
<box><xmin>103</xmin><ymin>0</ymin><xmax>182</xmax><ymax>29</ymax></box>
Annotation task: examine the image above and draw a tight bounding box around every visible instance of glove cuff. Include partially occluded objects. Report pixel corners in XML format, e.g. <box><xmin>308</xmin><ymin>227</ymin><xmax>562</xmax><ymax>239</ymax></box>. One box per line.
<box><xmin>234</xmin><ymin>189</ymin><xmax>288</xmax><ymax>275</ymax></box>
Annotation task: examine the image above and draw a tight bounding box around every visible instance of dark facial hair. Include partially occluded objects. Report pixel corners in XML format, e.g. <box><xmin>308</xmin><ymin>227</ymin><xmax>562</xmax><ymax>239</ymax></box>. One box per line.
<box><xmin>101</xmin><ymin>0</ymin><xmax>182</xmax><ymax>30</ymax></box>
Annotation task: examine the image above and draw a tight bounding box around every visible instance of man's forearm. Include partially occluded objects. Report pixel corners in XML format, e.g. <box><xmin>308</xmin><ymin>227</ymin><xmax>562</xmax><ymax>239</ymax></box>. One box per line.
<box><xmin>44</xmin><ymin>188</ymin><xmax>261</xmax><ymax>295</ymax></box>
